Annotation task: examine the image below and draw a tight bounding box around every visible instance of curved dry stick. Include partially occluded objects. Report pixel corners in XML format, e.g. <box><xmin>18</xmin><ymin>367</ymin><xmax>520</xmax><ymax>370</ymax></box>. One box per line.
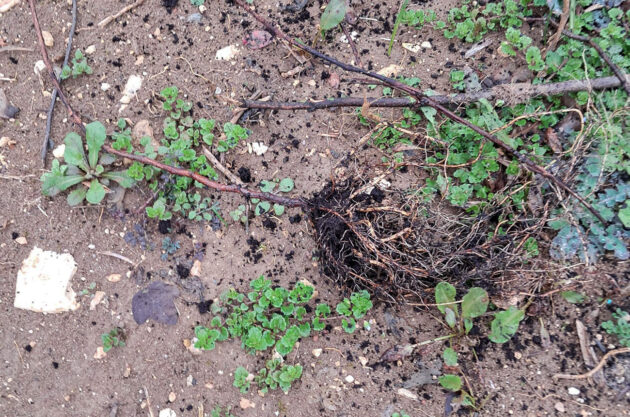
<box><xmin>41</xmin><ymin>0</ymin><xmax>78</xmax><ymax>162</ymax></box>
<box><xmin>102</xmin><ymin>144</ymin><xmax>307</xmax><ymax>208</ymax></box>
<box><xmin>231</xmin><ymin>0</ymin><xmax>607</xmax><ymax>225</ymax></box>
<box><xmin>241</xmin><ymin>76</ymin><xmax>625</xmax><ymax>110</ymax></box>
<box><xmin>553</xmin><ymin>347</ymin><xmax>630</xmax><ymax>380</ymax></box>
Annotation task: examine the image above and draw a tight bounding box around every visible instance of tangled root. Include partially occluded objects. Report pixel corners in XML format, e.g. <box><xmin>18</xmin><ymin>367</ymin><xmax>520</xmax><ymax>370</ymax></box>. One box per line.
<box><xmin>309</xmin><ymin>178</ymin><xmax>530</xmax><ymax>302</ymax></box>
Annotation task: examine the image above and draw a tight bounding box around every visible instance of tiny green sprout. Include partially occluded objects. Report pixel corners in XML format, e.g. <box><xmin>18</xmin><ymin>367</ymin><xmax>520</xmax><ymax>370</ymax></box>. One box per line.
<box><xmin>61</xmin><ymin>49</ymin><xmax>93</xmax><ymax>80</ymax></box>
<box><xmin>41</xmin><ymin>121</ymin><xmax>134</xmax><ymax>206</ymax></box>
<box><xmin>392</xmin><ymin>412</ymin><xmax>410</xmax><ymax>417</ymax></box>
<box><xmin>233</xmin><ymin>367</ymin><xmax>251</xmax><ymax>393</ymax></box>
<box><xmin>602</xmin><ymin>308</ymin><xmax>630</xmax><ymax>348</ymax></box>
<box><xmin>101</xmin><ymin>328</ymin><xmax>125</xmax><ymax>352</ymax></box>
<box><xmin>219</xmin><ymin>123</ymin><xmax>249</xmax><ymax>153</ymax></box>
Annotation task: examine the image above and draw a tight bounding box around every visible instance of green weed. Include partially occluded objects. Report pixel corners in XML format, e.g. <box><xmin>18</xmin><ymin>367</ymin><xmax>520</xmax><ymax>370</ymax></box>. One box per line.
<box><xmin>101</xmin><ymin>328</ymin><xmax>125</xmax><ymax>352</ymax></box>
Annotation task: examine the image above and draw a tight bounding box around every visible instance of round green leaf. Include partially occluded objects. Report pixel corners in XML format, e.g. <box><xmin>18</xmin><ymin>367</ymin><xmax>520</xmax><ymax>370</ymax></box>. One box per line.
<box><xmin>85</xmin><ymin>180</ymin><xmax>106</xmax><ymax>204</ymax></box>
<box><xmin>273</xmin><ymin>204</ymin><xmax>285</xmax><ymax>216</ymax></box>
<box><xmin>320</xmin><ymin>0</ymin><xmax>347</xmax><ymax>31</ymax></box>
<box><xmin>488</xmin><ymin>307</ymin><xmax>525</xmax><ymax>344</ymax></box>
<box><xmin>439</xmin><ymin>374</ymin><xmax>462</xmax><ymax>391</ymax></box>
<box><xmin>461</xmin><ymin>287</ymin><xmax>488</xmax><ymax>319</ymax></box>
<box><xmin>278</xmin><ymin>178</ymin><xmax>294</xmax><ymax>192</ymax></box>
<box><xmin>435</xmin><ymin>282</ymin><xmax>456</xmax><ymax>314</ymax></box>
<box><xmin>443</xmin><ymin>347</ymin><xmax>458</xmax><ymax>366</ymax></box>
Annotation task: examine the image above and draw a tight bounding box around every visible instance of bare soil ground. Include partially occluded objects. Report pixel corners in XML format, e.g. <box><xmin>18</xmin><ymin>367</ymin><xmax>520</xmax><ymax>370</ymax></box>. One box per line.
<box><xmin>1</xmin><ymin>1</ymin><xmax>629</xmax><ymax>416</ymax></box>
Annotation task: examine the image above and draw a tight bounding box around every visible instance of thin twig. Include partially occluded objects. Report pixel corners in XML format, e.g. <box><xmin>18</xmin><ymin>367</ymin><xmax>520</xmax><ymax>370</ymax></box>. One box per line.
<box><xmin>98</xmin><ymin>251</ymin><xmax>136</xmax><ymax>266</ymax></box>
<box><xmin>0</xmin><ymin>46</ymin><xmax>33</xmax><ymax>53</ymax></box>
<box><xmin>28</xmin><ymin>0</ymin><xmax>84</xmax><ymax>131</ymax></box>
<box><xmin>202</xmin><ymin>146</ymin><xmax>244</xmax><ymax>185</ymax></box>
<box><xmin>232</xmin><ymin>0</ymin><xmax>608</xmax><ymax>225</ymax></box>
<box><xmin>98</xmin><ymin>0</ymin><xmax>146</xmax><ymax>28</ymax></box>
<box><xmin>553</xmin><ymin>347</ymin><xmax>630</xmax><ymax>380</ymax></box>
<box><xmin>104</xmin><ymin>144</ymin><xmax>306</xmax><ymax>208</ymax></box>
<box><xmin>240</xmin><ymin>76</ymin><xmax>625</xmax><ymax>110</ymax></box>
<box><xmin>41</xmin><ymin>0</ymin><xmax>78</xmax><ymax>162</ymax></box>
<box><xmin>341</xmin><ymin>22</ymin><xmax>362</xmax><ymax>68</ymax></box>
<box><xmin>547</xmin><ymin>0</ymin><xmax>569</xmax><ymax>53</ymax></box>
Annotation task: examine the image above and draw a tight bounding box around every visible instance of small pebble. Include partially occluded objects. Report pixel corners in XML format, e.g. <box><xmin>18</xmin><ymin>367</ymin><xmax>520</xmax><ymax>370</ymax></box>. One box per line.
<box><xmin>85</xmin><ymin>45</ymin><xmax>96</xmax><ymax>55</ymax></box>
<box><xmin>312</xmin><ymin>348</ymin><xmax>322</xmax><ymax>358</ymax></box>
<box><xmin>554</xmin><ymin>402</ymin><xmax>565</xmax><ymax>413</ymax></box>
<box><xmin>168</xmin><ymin>392</ymin><xmax>176</xmax><ymax>402</ymax></box>
<box><xmin>421</xmin><ymin>41</ymin><xmax>432</xmax><ymax>49</ymax></box>
<box><xmin>568</xmin><ymin>387</ymin><xmax>580</xmax><ymax>396</ymax></box>
<box><xmin>345</xmin><ymin>375</ymin><xmax>354</xmax><ymax>383</ymax></box>
<box><xmin>42</xmin><ymin>31</ymin><xmax>54</xmax><ymax>47</ymax></box>
<box><xmin>514</xmin><ymin>351</ymin><xmax>522</xmax><ymax>360</ymax></box>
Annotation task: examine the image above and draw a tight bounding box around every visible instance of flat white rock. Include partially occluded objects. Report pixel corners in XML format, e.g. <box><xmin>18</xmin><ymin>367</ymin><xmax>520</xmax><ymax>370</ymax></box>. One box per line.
<box><xmin>215</xmin><ymin>45</ymin><xmax>239</xmax><ymax>61</ymax></box>
<box><xmin>14</xmin><ymin>247</ymin><xmax>79</xmax><ymax>313</ymax></box>
<box><xmin>120</xmin><ymin>75</ymin><xmax>143</xmax><ymax>103</ymax></box>
<box><xmin>159</xmin><ymin>409</ymin><xmax>176</xmax><ymax>417</ymax></box>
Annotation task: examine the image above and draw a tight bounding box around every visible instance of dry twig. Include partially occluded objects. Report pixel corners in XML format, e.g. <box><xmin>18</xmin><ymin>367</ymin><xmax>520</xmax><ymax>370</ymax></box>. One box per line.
<box><xmin>98</xmin><ymin>0</ymin><xmax>146</xmax><ymax>28</ymax></box>
<box><xmin>41</xmin><ymin>0</ymin><xmax>78</xmax><ymax>162</ymax></box>
<box><xmin>553</xmin><ymin>347</ymin><xmax>630</xmax><ymax>380</ymax></box>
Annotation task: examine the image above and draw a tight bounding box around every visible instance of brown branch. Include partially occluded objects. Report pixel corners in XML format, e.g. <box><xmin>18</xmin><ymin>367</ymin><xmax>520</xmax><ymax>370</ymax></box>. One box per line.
<box><xmin>550</xmin><ymin>20</ymin><xmax>630</xmax><ymax>95</ymax></box>
<box><xmin>103</xmin><ymin>144</ymin><xmax>306</xmax><ymax>208</ymax></box>
<box><xmin>241</xmin><ymin>75</ymin><xmax>626</xmax><ymax>110</ymax></box>
<box><xmin>202</xmin><ymin>146</ymin><xmax>244</xmax><ymax>186</ymax></box>
<box><xmin>553</xmin><ymin>347</ymin><xmax>630</xmax><ymax>380</ymax></box>
<box><xmin>232</xmin><ymin>0</ymin><xmax>608</xmax><ymax>224</ymax></box>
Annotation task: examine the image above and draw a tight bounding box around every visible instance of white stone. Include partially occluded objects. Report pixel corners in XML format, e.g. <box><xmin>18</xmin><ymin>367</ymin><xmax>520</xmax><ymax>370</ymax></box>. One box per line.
<box><xmin>397</xmin><ymin>388</ymin><xmax>418</xmax><ymax>400</ymax></box>
<box><xmin>14</xmin><ymin>247</ymin><xmax>79</xmax><ymax>313</ymax></box>
<box><xmin>101</xmin><ymin>83</ymin><xmax>111</xmax><ymax>91</ymax></box>
<box><xmin>52</xmin><ymin>144</ymin><xmax>65</xmax><ymax>159</ymax></box>
<box><xmin>159</xmin><ymin>409</ymin><xmax>176</xmax><ymax>417</ymax></box>
<box><xmin>345</xmin><ymin>375</ymin><xmax>354</xmax><ymax>383</ymax></box>
<box><xmin>402</xmin><ymin>43</ymin><xmax>421</xmax><ymax>53</ymax></box>
<box><xmin>85</xmin><ymin>45</ymin><xmax>96</xmax><ymax>55</ymax></box>
<box><xmin>251</xmin><ymin>142</ymin><xmax>268</xmax><ymax>156</ymax></box>
<box><xmin>215</xmin><ymin>45</ymin><xmax>239</xmax><ymax>61</ymax></box>
<box><xmin>421</xmin><ymin>41</ymin><xmax>432</xmax><ymax>49</ymax></box>
<box><xmin>312</xmin><ymin>348</ymin><xmax>322</xmax><ymax>358</ymax></box>
<box><xmin>568</xmin><ymin>387</ymin><xmax>580</xmax><ymax>396</ymax></box>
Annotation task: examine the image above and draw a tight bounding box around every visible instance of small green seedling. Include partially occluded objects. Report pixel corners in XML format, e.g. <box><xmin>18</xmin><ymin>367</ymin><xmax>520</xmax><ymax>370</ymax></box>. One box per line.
<box><xmin>194</xmin><ymin>276</ymin><xmax>372</xmax><ymax>393</ymax></box>
<box><xmin>602</xmin><ymin>308</ymin><xmax>630</xmax><ymax>348</ymax></box>
<box><xmin>251</xmin><ymin>178</ymin><xmax>295</xmax><ymax>216</ymax></box>
<box><xmin>101</xmin><ymin>328</ymin><xmax>125</xmax><ymax>352</ymax></box>
<box><xmin>61</xmin><ymin>49</ymin><xmax>92</xmax><ymax>80</ymax></box>
<box><xmin>41</xmin><ymin>121</ymin><xmax>134</xmax><ymax>206</ymax></box>
<box><xmin>210</xmin><ymin>406</ymin><xmax>237</xmax><ymax>417</ymax></box>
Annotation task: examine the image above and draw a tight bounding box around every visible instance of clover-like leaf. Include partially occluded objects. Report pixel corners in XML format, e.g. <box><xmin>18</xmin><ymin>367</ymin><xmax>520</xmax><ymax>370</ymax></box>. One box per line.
<box><xmin>278</xmin><ymin>178</ymin><xmax>294</xmax><ymax>192</ymax></box>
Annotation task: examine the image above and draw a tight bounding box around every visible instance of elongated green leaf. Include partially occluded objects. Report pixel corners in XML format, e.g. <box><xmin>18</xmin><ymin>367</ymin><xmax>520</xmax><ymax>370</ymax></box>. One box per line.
<box><xmin>64</xmin><ymin>132</ymin><xmax>87</xmax><ymax>170</ymax></box>
<box><xmin>86</xmin><ymin>121</ymin><xmax>106</xmax><ymax>168</ymax></box>
<box><xmin>85</xmin><ymin>180</ymin><xmax>106</xmax><ymax>204</ymax></box>
<box><xmin>41</xmin><ymin>160</ymin><xmax>85</xmax><ymax>196</ymax></box>
<box><xmin>461</xmin><ymin>287</ymin><xmax>488</xmax><ymax>319</ymax></box>
<box><xmin>320</xmin><ymin>0</ymin><xmax>347</xmax><ymax>31</ymax></box>
<box><xmin>102</xmin><ymin>170</ymin><xmax>135</xmax><ymax>188</ymax></box>
<box><xmin>435</xmin><ymin>282</ymin><xmax>456</xmax><ymax>314</ymax></box>
<box><xmin>561</xmin><ymin>291</ymin><xmax>585</xmax><ymax>304</ymax></box>
<box><xmin>67</xmin><ymin>188</ymin><xmax>87</xmax><ymax>206</ymax></box>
